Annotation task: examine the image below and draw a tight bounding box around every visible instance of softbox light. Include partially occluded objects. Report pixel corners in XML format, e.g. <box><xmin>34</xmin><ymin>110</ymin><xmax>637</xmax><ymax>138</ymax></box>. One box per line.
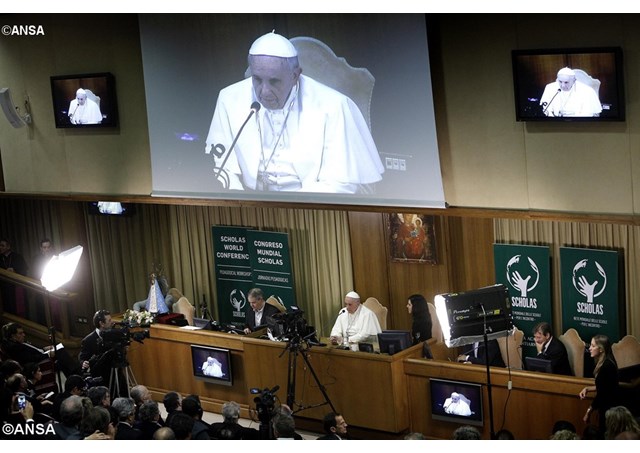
<box><xmin>434</xmin><ymin>284</ymin><xmax>514</xmax><ymax>348</ymax></box>
<box><xmin>41</xmin><ymin>245</ymin><xmax>83</xmax><ymax>291</ymax></box>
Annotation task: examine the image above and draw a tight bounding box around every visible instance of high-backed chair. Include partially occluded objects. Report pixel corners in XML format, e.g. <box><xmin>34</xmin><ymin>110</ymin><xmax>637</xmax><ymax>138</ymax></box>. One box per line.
<box><xmin>173</xmin><ymin>296</ymin><xmax>195</xmax><ymax>326</ymax></box>
<box><xmin>266</xmin><ymin>295</ymin><xmax>286</xmax><ymax>313</ymax></box>
<box><xmin>612</xmin><ymin>335</ymin><xmax>640</xmax><ymax>370</ymax></box>
<box><xmin>427</xmin><ymin>302</ymin><xmax>444</xmax><ymax>344</ymax></box>
<box><xmin>559</xmin><ymin>328</ymin><xmax>586</xmax><ymax>377</ymax></box>
<box><xmin>497</xmin><ymin>328</ymin><xmax>524</xmax><ymax>370</ymax></box>
<box><xmin>573</xmin><ymin>69</ymin><xmax>601</xmax><ymax>98</ymax></box>
<box><xmin>363</xmin><ymin>297</ymin><xmax>388</xmax><ymax>331</ymax></box>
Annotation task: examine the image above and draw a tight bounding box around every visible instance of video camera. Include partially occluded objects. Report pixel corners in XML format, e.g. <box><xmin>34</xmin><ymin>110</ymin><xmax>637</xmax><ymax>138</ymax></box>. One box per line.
<box><xmin>271</xmin><ymin>306</ymin><xmax>322</xmax><ymax>346</ymax></box>
<box><xmin>100</xmin><ymin>323</ymin><xmax>150</xmax><ymax>349</ymax></box>
<box><xmin>251</xmin><ymin>385</ymin><xmax>280</xmax><ymax>424</ymax></box>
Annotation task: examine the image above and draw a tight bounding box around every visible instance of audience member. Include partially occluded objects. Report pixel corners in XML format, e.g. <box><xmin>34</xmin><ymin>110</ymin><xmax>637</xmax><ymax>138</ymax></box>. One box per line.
<box><xmin>1</xmin><ymin>322</ymin><xmax>80</xmax><ymax>377</ymax></box>
<box><xmin>452</xmin><ymin>425</ymin><xmax>481</xmax><ymax>440</ymax></box>
<box><xmin>135</xmin><ymin>400</ymin><xmax>163</xmax><ymax>440</ymax></box>
<box><xmin>604</xmin><ymin>405</ymin><xmax>640</xmax><ymax>440</ymax></box>
<box><xmin>210</xmin><ymin>400</ymin><xmax>259</xmax><ymax>439</ymax></box>
<box><xmin>406</xmin><ymin>294</ymin><xmax>432</xmax><ymax>344</ymax></box>
<box><xmin>330</xmin><ymin>291</ymin><xmax>382</xmax><ymax>346</ymax></box>
<box><xmin>81</xmin><ymin>406</ymin><xmax>115</xmax><ymax>439</ymax></box>
<box><xmin>273</xmin><ymin>413</ymin><xmax>297</xmax><ymax>439</ymax></box>
<box><xmin>30</xmin><ymin>238</ymin><xmax>54</xmax><ymax>280</ymax></box>
<box><xmin>52</xmin><ymin>374</ymin><xmax>86</xmax><ymax>420</ymax></box>
<box><xmin>169</xmin><ymin>411</ymin><xmax>195</xmax><ymax>440</ymax></box>
<box><xmin>532</xmin><ymin>322</ymin><xmax>572</xmax><ymax>375</ymax></box>
<box><xmin>182</xmin><ymin>394</ymin><xmax>211</xmax><ymax>439</ymax></box>
<box><xmin>580</xmin><ymin>334</ymin><xmax>621</xmax><ymax>435</ymax></box>
<box><xmin>112</xmin><ymin>396</ymin><xmax>142</xmax><ymax>440</ymax></box>
<box><xmin>153</xmin><ymin>426</ymin><xmax>176</xmax><ymax>440</ymax></box>
<box><xmin>52</xmin><ymin>394</ymin><xmax>84</xmax><ymax>439</ymax></box>
<box><xmin>163</xmin><ymin>391</ymin><xmax>182</xmax><ymax>427</ymax></box>
<box><xmin>130</xmin><ymin>384</ymin><xmax>152</xmax><ymax>420</ymax></box>
<box><xmin>87</xmin><ymin>386</ymin><xmax>110</xmax><ymax>408</ymax></box>
<box><xmin>550</xmin><ymin>429</ymin><xmax>580</xmax><ymax>440</ymax></box>
<box><xmin>614</xmin><ymin>431</ymin><xmax>640</xmax><ymax>440</ymax></box>
<box><xmin>317</xmin><ymin>411</ymin><xmax>348</xmax><ymax>440</ymax></box>
<box><xmin>404</xmin><ymin>432</ymin><xmax>425</xmax><ymax>439</ymax></box>
<box><xmin>552</xmin><ymin>419</ymin><xmax>576</xmax><ymax>435</ymax></box>
<box><xmin>495</xmin><ymin>428</ymin><xmax>515</xmax><ymax>439</ymax></box>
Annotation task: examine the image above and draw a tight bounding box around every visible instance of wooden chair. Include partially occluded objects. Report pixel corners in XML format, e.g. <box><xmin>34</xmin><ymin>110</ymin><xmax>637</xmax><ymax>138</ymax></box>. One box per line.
<box><xmin>559</xmin><ymin>328</ymin><xmax>586</xmax><ymax>377</ymax></box>
<box><xmin>363</xmin><ymin>297</ymin><xmax>388</xmax><ymax>330</ymax></box>
<box><xmin>497</xmin><ymin>328</ymin><xmax>524</xmax><ymax>370</ymax></box>
<box><xmin>427</xmin><ymin>302</ymin><xmax>444</xmax><ymax>344</ymax></box>
<box><xmin>172</xmin><ymin>296</ymin><xmax>195</xmax><ymax>326</ymax></box>
<box><xmin>612</xmin><ymin>335</ymin><xmax>640</xmax><ymax>370</ymax></box>
<box><xmin>265</xmin><ymin>295</ymin><xmax>286</xmax><ymax>313</ymax></box>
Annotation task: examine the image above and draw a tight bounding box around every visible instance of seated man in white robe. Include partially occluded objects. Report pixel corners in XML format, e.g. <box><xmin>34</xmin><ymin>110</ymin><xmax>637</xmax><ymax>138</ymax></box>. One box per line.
<box><xmin>329</xmin><ymin>291</ymin><xmax>381</xmax><ymax>346</ymax></box>
<box><xmin>68</xmin><ymin>88</ymin><xmax>103</xmax><ymax>125</ymax></box>
<box><xmin>539</xmin><ymin>67</ymin><xmax>602</xmax><ymax>117</ymax></box>
<box><xmin>202</xmin><ymin>356</ymin><xmax>224</xmax><ymax>377</ymax></box>
<box><xmin>205</xmin><ymin>31</ymin><xmax>384</xmax><ymax>194</ymax></box>
<box><xmin>443</xmin><ymin>392</ymin><xmax>472</xmax><ymax>416</ymax></box>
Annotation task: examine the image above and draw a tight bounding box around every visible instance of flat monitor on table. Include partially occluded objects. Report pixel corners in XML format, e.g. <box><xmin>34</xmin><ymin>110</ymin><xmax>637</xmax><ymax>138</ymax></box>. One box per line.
<box><xmin>377</xmin><ymin>330</ymin><xmax>412</xmax><ymax>355</ymax></box>
<box><xmin>525</xmin><ymin>356</ymin><xmax>553</xmax><ymax>374</ymax></box>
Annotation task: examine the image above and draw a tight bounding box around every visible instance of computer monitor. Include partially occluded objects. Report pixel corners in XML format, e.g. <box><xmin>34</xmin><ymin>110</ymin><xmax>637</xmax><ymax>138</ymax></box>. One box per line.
<box><xmin>377</xmin><ymin>330</ymin><xmax>412</xmax><ymax>355</ymax></box>
<box><xmin>193</xmin><ymin>317</ymin><xmax>211</xmax><ymax>330</ymax></box>
<box><xmin>525</xmin><ymin>356</ymin><xmax>553</xmax><ymax>374</ymax></box>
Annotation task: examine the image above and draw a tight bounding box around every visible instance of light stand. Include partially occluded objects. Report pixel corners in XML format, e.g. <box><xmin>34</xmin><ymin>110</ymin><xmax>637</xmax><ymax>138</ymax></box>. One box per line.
<box><xmin>41</xmin><ymin>245</ymin><xmax>83</xmax><ymax>394</ymax></box>
<box><xmin>434</xmin><ymin>284</ymin><xmax>513</xmax><ymax>440</ymax></box>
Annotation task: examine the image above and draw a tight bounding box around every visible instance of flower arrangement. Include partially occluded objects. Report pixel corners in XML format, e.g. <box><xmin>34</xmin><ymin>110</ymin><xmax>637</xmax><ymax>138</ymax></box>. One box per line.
<box><xmin>122</xmin><ymin>309</ymin><xmax>154</xmax><ymax>326</ymax></box>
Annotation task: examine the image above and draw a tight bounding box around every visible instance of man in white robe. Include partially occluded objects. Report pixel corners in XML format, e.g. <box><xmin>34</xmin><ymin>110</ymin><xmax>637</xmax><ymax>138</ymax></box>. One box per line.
<box><xmin>202</xmin><ymin>356</ymin><xmax>224</xmax><ymax>378</ymax></box>
<box><xmin>68</xmin><ymin>88</ymin><xmax>103</xmax><ymax>124</ymax></box>
<box><xmin>443</xmin><ymin>392</ymin><xmax>472</xmax><ymax>416</ymax></box>
<box><xmin>330</xmin><ymin>291</ymin><xmax>381</xmax><ymax>345</ymax></box>
<box><xmin>539</xmin><ymin>67</ymin><xmax>602</xmax><ymax>117</ymax></box>
<box><xmin>205</xmin><ymin>32</ymin><xmax>384</xmax><ymax>193</ymax></box>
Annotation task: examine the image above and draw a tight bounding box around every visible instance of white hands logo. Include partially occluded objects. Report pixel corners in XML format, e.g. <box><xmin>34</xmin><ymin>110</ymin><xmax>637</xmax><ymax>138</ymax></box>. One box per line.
<box><xmin>230</xmin><ymin>289</ymin><xmax>246</xmax><ymax>311</ymax></box>
<box><xmin>506</xmin><ymin>255</ymin><xmax>540</xmax><ymax>297</ymax></box>
<box><xmin>572</xmin><ymin>259</ymin><xmax>606</xmax><ymax>302</ymax></box>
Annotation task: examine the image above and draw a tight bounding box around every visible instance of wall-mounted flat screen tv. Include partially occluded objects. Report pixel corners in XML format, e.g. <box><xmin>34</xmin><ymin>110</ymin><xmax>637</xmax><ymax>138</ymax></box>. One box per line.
<box><xmin>190</xmin><ymin>344</ymin><xmax>233</xmax><ymax>386</ymax></box>
<box><xmin>512</xmin><ymin>47</ymin><xmax>624</xmax><ymax>121</ymax></box>
<box><xmin>87</xmin><ymin>202</ymin><xmax>136</xmax><ymax>217</ymax></box>
<box><xmin>430</xmin><ymin>378</ymin><xmax>483</xmax><ymax>427</ymax></box>
<box><xmin>50</xmin><ymin>72</ymin><xmax>119</xmax><ymax>128</ymax></box>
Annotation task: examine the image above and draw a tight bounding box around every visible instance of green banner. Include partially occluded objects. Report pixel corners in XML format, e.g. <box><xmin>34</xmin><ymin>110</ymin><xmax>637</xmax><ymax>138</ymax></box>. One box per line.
<box><xmin>560</xmin><ymin>247</ymin><xmax>620</xmax><ymax>343</ymax></box>
<box><xmin>212</xmin><ymin>226</ymin><xmax>253</xmax><ymax>326</ymax></box>
<box><xmin>494</xmin><ymin>244</ymin><xmax>552</xmax><ymax>359</ymax></box>
<box><xmin>246</xmin><ymin>230</ymin><xmax>295</xmax><ymax>308</ymax></box>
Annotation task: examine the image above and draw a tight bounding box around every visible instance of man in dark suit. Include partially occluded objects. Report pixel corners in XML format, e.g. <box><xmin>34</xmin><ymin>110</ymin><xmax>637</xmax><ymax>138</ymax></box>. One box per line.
<box><xmin>243</xmin><ymin>288</ymin><xmax>280</xmax><ymax>334</ymax></box>
<box><xmin>532</xmin><ymin>322</ymin><xmax>572</xmax><ymax>376</ymax></box>
<box><xmin>113</xmin><ymin>397</ymin><xmax>142</xmax><ymax>440</ymax></box>
<box><xmin>317</xmin><ymin>412</ymin><xmax>349</xmax><ymax>440</ymax></box>
<box><xmin>458</xmin><ymin>339</ymin><xmax>506</xmax><ymax>368</ymax></box>
<box><xmin>78</xmin><ymin>309</ymin><xmax>115</xmax><ymax>388</ymax></box>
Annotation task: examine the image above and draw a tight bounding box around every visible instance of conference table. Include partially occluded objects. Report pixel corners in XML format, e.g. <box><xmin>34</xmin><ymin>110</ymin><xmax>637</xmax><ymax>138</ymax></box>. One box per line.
<box><xmin>127</xmin><ymin>323</ymin><xmax>594</xmax><ymax>439</ymax></box>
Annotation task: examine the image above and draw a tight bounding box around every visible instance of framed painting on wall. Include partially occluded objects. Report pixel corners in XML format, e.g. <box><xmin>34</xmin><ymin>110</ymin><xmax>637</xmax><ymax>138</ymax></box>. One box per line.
<box><xmin>386</xmin><ymin>213</ymin><xmax>437</xmax><ymax>264</ymax></box>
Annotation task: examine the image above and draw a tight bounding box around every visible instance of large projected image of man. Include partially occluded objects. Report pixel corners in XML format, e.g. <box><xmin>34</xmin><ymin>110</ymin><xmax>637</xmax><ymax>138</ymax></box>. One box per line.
<box><xmin>539</xmin><ymin>67</ymin><xmax>602</xmax><ymax>117</ymax></box>
<box><xmin>204</xmin><ymin>32</ymin><xmax>384</xmax><ymax>193</ymax></box>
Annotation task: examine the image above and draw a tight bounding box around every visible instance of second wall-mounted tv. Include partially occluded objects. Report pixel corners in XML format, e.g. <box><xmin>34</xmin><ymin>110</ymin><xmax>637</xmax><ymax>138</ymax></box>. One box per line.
<box><xmin>190</xmin><ymin>344</ymin><xmax>233</xmax><ymax>386</ymax></box>
<box><xmin>512</xmin><ymin>47</ymin><xmax>624</xmax><ymax>122</ymax></box>
<box><xmin>50</xmin><ymin>72</ymin><xmax>119</xmax><ymax>128</ymax></box>
<box><xmin>430</xmin><ymin>378</ymin><xmax>484</xmax><ymax>427</ymax></box>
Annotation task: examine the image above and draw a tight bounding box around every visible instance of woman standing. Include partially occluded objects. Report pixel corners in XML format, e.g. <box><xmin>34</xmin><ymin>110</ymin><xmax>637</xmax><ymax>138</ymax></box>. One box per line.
<box><xmin>406</xmin><ymin>294</ymin><xmax>432</xmax><ymax>345</ymax></box>
<box><xmin>579</xmin><ymin>334</ymin><xmax>621</xmax><ymax>434</ymax></box>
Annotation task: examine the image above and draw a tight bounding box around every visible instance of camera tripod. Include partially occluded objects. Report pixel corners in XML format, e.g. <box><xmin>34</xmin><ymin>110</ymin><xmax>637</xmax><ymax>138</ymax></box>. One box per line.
<box><xmin>108</xmin><ymin>349</ymin><xmax>137</xmax><ymax>398</ymax></box>
<box><xmin>281</xmin><ymin>333</ymin><xmax>337</xmax><ymax>415</ymax></box>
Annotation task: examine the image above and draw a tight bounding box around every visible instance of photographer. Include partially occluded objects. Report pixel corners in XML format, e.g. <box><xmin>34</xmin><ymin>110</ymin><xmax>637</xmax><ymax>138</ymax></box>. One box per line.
<box><xmin>78</xmin><ymin>309</ymin><xmax>114</xmax><ymax>385</ymax></box>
